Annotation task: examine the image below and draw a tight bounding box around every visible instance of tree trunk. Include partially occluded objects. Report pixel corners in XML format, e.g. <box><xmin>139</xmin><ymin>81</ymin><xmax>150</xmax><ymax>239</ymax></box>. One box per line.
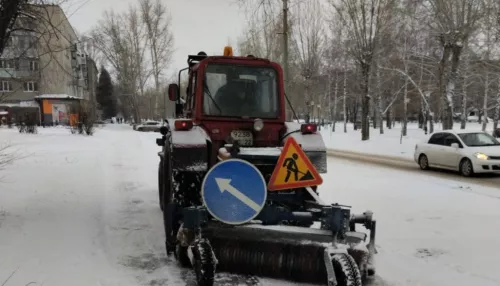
<box><xmin>376</xmin><ymin>66</ymin><xmax>384</xmax><ymax>134</ymax></box>
<box><xmin>494</xmin><ymin>76</ymin><xmax>500</xmax><ymax>132</ymax></box>
<box><xmin>332</xmin><ymin>73</ymin><xmax>338</xmax><ymax>132</ymax></box>
<box><xmin>438</xmin><ymin>46</ymin><xmax>453</xmax><ymax>130</ymax></box>
<box><xmin>392</xmin><ymin>107</ymin><xmax>396</xmax><ymax>128</ymax></box>
<box><xmin>386</xmin><ymin>107</ymin><xmax>391</xmax><ymax>129</ymax></box>
<box><xmin>444</xmin><ymin>45</ymin><xmax>462</xmax><ymax>130</ymax></box>
<box><xmin>361</xmin><ymin>64</ymin><xmax>371</xmax><ymax>141</ymax></box>
<box><xmin>482</xmin><ymin>71</ymin><xmax>489</xmax><ymax>131</ymax></box>
<box><xmin>343</xmin><ymin>71</ymin><xmax>347</xmax><ymax>133</ymax></box>
<box><xmin>460</xmin><ymin>47</ymin><xmax>469</xmax><ymax>129</ymax></box>
<box><xmin>402</xmin><ymin>76</ymin><xmax>408</xmax><ymax>136</ymax></box>
<box><xmin>420</xmin><ymin>98</ymin><xmax>426</xmax><ymax>133</ymax></box>
<box><xmin>428</xmin><ymin>111</ymin><xmax>434</xmax><ymax>134</ymax></box>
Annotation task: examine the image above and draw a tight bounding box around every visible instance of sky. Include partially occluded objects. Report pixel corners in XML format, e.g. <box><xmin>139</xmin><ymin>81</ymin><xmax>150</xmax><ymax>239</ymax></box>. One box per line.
<box><xmin>61</xmin><ymin>0</ymin><xmax>247</xmax><ymax>77</ymax></box>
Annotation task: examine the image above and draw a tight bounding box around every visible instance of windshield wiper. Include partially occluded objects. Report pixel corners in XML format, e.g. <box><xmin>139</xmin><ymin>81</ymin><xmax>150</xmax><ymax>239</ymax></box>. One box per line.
<box><xmin>203</xmin><ymin>80</ymin><xmax>222</xmax><ymax>114</ymax></box>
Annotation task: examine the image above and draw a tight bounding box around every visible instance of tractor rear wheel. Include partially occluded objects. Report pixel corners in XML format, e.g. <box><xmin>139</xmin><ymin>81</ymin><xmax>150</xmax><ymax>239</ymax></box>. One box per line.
<box><xmin>162</xmin><ymin>153</ymin><xmax>176</xmax><ymax>254</ymax></box>
<box><xmin>158</xmin><ymin>161</ymin><xmax>164</xmax><ymax>211</ymax></box>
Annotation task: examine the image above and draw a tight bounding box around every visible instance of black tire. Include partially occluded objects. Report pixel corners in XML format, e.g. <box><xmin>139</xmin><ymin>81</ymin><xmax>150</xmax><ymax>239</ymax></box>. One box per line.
<box><xmin>190</xmin><ymin>239</ymin><xmax>216</xmax><ymax>286</ymax></box>
<box><xmin>162</xmin><ymin>151</ymin><xmax>176</xmax><ymax>254</ymax></box>
<box><xmin>158</xmin><ymin>161</ymin><xmax>164</xmax><ymax>211</ymax></box>
<box><xmin>459</xmin><ymin>158</ymin><xmax>474</xmax><ymax>177</ymax></box>
<box><xmin>419</xmin><ymin>154</ymin><xmax>430</xmax><ymax>170</ymax></box>
<box><xmin>331</xmin><ymin>253</ymin><xmax>362</xmax><ymax>286</ymax></box>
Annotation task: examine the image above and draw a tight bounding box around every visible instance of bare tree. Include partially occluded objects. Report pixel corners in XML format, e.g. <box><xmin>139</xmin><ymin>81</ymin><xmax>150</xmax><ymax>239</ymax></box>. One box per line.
<box><xmin>92</xmin><ymin>7</ymin><xmax>149</xmax><ymax>123</ymax></box>
<box><xmin>332</xmin><ymin>0</ymin><xmax>396</xmax><ymax>140</ymax></box>
<box><xmin>0</xmin><ymin>144</ymin><xmax>16</xmax><ymax>171</ymax></box>
<box><xmin>291</xmin><ymin>0</ymin><xmax>325</xmax><ymax>122</ymax></box>
<box><xmin>427</xmin><ymin>0</ymin><xmax>484</xmax><ymax>130</ymax></box>
<box><xmin>139</xmin><ymin>0</ymin><xmax>174</xmax><ymax>119</ymax></box>
<box><xmin>236</xmin><ymin>0</ymin><xmax>282</xmax><ymax>61</ymax></box>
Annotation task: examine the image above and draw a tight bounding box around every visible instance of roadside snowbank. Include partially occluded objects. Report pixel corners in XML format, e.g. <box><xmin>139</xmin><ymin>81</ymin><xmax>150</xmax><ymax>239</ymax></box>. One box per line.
<box><xmin>320</xmin><ymin>121</ymin><xmax>495</xmax><ymax>160</ymax></box>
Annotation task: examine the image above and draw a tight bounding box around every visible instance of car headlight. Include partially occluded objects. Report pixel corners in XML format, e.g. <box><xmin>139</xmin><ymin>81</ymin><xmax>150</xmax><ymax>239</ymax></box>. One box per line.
<box><xmin>475</xmin><ymin>152</ymin><xmax>489</xmax><ymax>160</ymax></box>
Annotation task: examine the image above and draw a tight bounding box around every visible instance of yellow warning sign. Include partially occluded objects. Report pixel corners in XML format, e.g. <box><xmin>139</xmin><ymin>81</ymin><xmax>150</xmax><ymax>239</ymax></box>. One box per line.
<box><xmin>268</xmin><ymin>137</ymin><xmax>323</xmax><ymax>191</ymax></box>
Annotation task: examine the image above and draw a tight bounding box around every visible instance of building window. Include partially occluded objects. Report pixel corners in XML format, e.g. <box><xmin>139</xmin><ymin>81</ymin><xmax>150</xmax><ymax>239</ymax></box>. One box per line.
<box><xmin>0</xmin><ymin>81</ymin><xmax>13</xmax><ymax>92</ymax></box>
<box><xmin>0</xmin><ymin>59</ymin><xmax>14</xmax><ymax>68</ymax></box>
<box><xmin>23</xmin><ymin>81</ymin><xmax>38</xmax><ymax>92</ymax></box>
<box><xmin>30</xmin><ymin>61</ymin><xmax>39</xmax><ymax>71</ymax></box>
<box><xmin>18</xmin><ymin>36</ymin><xmax>26</xmax><ymax>49</ymax></box>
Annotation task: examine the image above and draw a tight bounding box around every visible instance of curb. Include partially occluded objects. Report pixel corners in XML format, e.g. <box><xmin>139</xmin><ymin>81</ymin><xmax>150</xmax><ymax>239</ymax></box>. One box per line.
<box><xmin>327</xmin><ymin>149</ymin><xmax>414</xmax><ymax>163</ymax></box>
<box><xmin>326</xmin><ymin>149</ymin><xmax>418</xmax><ymax>172</ymax></box>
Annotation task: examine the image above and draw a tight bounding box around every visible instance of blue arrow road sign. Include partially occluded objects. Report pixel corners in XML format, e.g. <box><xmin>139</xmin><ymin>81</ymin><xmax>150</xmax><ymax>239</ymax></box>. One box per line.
<box><xmin>202</xmin><ymin>159</ymin><xmax>267</xmax><ymax>225</ymax></box>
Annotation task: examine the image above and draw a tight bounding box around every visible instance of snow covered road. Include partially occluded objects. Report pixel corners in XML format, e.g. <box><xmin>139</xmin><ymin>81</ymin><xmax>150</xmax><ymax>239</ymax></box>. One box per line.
<box><xmin>1</xmin><ymin>125</ymin><xmax>500</xmax><ymax>286</ymax></box>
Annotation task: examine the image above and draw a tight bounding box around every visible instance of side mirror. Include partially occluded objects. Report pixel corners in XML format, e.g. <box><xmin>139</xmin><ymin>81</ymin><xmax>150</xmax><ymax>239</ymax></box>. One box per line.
<box><xmin>168</xmin><ymin>84</ymin><xmax>179</xmax><ymax>101</ymax></box>
<box><xmin>451</xmin><ymin>143</ymin><xmax>459</xmax><ymax>149</ymax></box>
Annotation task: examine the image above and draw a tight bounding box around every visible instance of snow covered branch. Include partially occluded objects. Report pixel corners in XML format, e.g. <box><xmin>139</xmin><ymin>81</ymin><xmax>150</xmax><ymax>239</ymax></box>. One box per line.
<box><xmin>380</xmin><ymin>66</ymin><xmax>431</xmax><ymax>111</ymax></box>
<box><xmin>0</xmin><ymin>144</ymin><xmax>21</xmax><ymax>171</ymax></box>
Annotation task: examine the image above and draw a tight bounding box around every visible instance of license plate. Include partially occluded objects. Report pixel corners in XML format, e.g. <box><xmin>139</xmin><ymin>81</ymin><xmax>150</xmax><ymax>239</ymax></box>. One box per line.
<box><xmin>231</xmin><ymin>130</ymin><xmax>253</xmax><ymax>146</ymax></box>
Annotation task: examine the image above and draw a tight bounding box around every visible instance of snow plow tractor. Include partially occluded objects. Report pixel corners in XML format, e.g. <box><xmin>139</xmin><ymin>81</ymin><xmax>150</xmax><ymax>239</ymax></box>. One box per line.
<box><xmin>156</xmin><ymin>47</ymin><xmax>377</xmax><ymax>286</ymax></box>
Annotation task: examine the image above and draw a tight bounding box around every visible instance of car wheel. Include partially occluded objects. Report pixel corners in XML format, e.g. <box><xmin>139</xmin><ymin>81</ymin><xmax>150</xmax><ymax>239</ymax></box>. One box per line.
<box><xmin>459</xmin><ymin>158</ymin><xmax>474</xmax><ymax>177</ymax></box>
<box><xmin>419</xmin><ymin>154</ymin><xmax>429</xmax><ymax>170</ymax></box>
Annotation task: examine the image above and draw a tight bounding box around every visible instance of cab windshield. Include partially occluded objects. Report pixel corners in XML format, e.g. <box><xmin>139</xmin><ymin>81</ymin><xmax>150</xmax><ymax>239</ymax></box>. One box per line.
<box><xmin>202</xmin><ymin>64</ymin><xmax>279</xmax><ymax>118</ymax></box>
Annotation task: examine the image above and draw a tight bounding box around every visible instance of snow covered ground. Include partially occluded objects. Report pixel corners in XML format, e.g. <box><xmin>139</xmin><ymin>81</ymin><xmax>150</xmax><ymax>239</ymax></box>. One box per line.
<box><xmin>1</xmin><ymin>125</ymin><xmax>500</xmax><ymax>286</ymax></box>
<box><xmin>320</xmin><ymin>121</ymin><xmax>497</xmax><ymax>160</ymax></box>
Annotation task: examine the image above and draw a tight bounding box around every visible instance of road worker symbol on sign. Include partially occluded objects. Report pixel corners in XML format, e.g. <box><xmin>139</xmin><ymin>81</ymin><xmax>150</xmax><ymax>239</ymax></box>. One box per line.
<box><xmin>283</xmin><ymin>153</ymin><xmax>315</xmax><ymax>182</ymax></box>
<box><xmin>268</xmin><ymin>137</ymin><xmax>323</xmax><ymax>191</ymax></box>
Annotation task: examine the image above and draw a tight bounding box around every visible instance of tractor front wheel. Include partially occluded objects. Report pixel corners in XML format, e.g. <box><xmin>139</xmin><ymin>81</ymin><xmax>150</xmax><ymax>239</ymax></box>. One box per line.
<box><xmin>190</xmin><ymin>238</ymin><xmax>217</xmax><ymax>286</ymax></box>
<box><xmin>331</xmin><ymin>253</ymin><xmax>362</xmax><ymax>286</ymax></box>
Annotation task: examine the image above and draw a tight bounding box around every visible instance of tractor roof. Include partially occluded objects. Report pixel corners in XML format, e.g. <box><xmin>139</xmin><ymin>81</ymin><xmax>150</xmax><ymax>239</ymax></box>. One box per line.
<box><xmin>187</xmin><ymin>47</ymin><xmax>272</xmax><ymax>67</ymax></box>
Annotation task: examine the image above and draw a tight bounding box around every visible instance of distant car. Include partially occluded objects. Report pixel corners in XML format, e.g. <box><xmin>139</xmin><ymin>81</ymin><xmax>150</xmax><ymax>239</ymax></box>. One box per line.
<box><xmin>136</xmin><ymin>121</ymin><xmax>162</xmax><ymax>132</ymax></box>
<box><xmin>414</xmin><ymin>130</ymin><xmax>500</xmax><ymax>177</ymax></box>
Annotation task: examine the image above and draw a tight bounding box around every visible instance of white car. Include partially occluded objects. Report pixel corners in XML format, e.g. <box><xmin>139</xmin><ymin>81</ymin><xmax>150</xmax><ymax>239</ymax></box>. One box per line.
<box><xmin>414</xmin><ymin>130</ymin><xmax>500</xmax><ymax>177</ymax></box>
<box><xmin>136</xmin><ymin>121</ymin><xmax>162</xmax><ymax>132</ymax></box>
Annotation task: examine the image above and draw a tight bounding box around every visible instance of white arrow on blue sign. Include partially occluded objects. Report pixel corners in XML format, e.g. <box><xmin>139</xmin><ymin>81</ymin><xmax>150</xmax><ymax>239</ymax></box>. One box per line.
<box><xmin>201</xmin><ymin>159</ymin><xmax>267</xmax><ymax>225</ymax></box>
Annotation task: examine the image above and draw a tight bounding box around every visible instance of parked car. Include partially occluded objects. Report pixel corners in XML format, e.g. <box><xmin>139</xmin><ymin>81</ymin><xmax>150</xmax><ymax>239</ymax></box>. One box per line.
<box><xmin>136</xmin><ymin>120</ymin><xmax>162</xmax><ymax>132</ymax></box>
<box><xmin>414</xmin><ymin>130</ymin><xmax>500</xmax><ymax>177</ymax></box>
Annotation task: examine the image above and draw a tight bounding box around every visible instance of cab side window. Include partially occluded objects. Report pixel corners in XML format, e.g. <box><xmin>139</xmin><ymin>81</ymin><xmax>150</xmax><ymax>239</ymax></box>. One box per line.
<box><xmin>185</xmin><ymin>73</ymin><xmax>197</xmax><ymax>116</ymax></box>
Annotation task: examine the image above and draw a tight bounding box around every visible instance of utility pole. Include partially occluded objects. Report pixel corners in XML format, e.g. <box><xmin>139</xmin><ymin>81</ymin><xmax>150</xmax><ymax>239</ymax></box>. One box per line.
<box><xmin>282</xmin><ymin>0</ymin><xmax>290</xmax><ymax>120</ymax></box>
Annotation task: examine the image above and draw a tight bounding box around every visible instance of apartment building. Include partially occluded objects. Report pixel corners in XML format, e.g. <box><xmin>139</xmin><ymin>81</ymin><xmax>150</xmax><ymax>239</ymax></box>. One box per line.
<box><xmin>0</xmin><ymin>4</ymin><xmax>97</xmax><ymax>125</ymax></box>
